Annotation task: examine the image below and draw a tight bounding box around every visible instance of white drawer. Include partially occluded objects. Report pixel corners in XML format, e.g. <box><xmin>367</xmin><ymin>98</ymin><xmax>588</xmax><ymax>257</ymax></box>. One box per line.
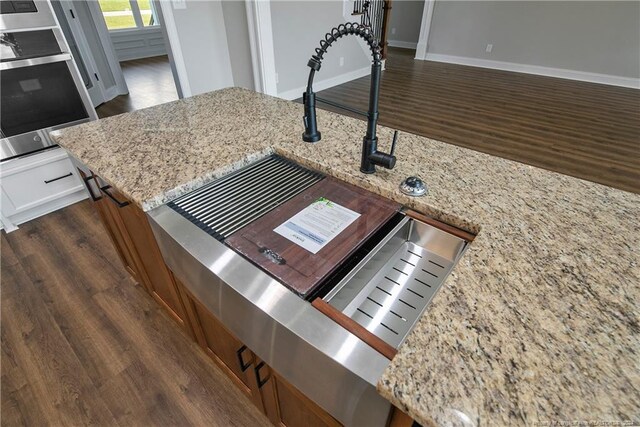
<box><xmin>1</xmin><ymin>151</ymin><xmax>83</xmax><ymax>215</ymax></box>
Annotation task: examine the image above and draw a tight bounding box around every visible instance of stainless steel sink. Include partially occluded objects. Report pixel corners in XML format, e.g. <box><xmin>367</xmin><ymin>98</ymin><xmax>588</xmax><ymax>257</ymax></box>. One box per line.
<box><xmin>323</xmin><ymin>215</ymin><xmax>468</xmax><ymax>348</ymax></box>
<box><xmin>149</xmin><ymin>154</ymin><xmax>472</xmax><ymax>425</ymax></box>
<box><xmin>164</xmin><ymin>154</ymin><xmax>470</xmax><ymax>350</ymax></box>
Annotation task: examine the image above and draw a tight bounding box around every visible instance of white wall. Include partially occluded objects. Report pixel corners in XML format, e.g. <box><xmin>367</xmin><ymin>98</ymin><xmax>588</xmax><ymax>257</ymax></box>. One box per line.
<box><xmin>270</xmin><ymin>1</ymin><xmax>372</xmax><ymax>99</ymax></box>
<box><xmin>159</xmin><ymin>0</ymin><xmax>376</xmax><ymax>99</ymax></box>
<box><xmin>421</xmin><ymin>1</ymin><xmax>640</xmax><ymax>86</ymax></box>
<box><xmin>160</xmin><ymin>0</ymin><xmax>234</xmax><ymax>97</ymax></box>
<box><xmin>388</xmin><ymin>0</ymin><xmax>424</xmax><ymax>49</ymax></box>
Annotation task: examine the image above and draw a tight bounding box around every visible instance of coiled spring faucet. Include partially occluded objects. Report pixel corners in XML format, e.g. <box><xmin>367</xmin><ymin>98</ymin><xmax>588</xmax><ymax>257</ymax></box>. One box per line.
<box><xmin>302</xmin><ymin>22</ymin><xmax>398</xmax><ymax>174</ymax></box>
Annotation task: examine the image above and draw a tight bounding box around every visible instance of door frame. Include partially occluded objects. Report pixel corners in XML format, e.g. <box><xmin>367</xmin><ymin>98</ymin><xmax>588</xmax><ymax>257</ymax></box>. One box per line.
<box><xmin>153</xmin><ymin>0</ymin><xmax>184</xmax><ymax>98</ymax></box>
<box><xmin>84</xmin><ymin>0</ymin><xmax>129</xmax><ymax>99</ymax></box>
<box><xmin>157</xmin><ymin>0</ymin><xmax>190</xmax><ymax>97</ymax></box>
<box><xmin>414</xmin><ymin>0</ymin><xmax>435</xmax><ymax>60</ymax></box>
<box><xmin>53</xmin><ymin>0</ymin><xmax>108</xmax><ymax>107</ymax></box>
<box><xmin>245</xmin><ymin>0</ymin><xmax>277</xmax><ymax>96</ymax></box>
<box><xmin>158</xmin><ymin>0</ymin><xmax>277</xmax><ymax>98</ymax></box>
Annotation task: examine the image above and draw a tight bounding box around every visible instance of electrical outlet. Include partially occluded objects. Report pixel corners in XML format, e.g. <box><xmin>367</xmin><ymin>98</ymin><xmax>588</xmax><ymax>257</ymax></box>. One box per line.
<box><xmin>391</xmin><ymin>27</ymin><xmax>396</xmax><ymax>35</ymax></box>
<box><xmin>339</xmin><ymin>57</ymin><xmax>344</xmax><ymax>67</ymax></box>
<box><xmin>485</xmin><ymin>44</ymin><xmax>493</xmax><ymax>53</ymax></box>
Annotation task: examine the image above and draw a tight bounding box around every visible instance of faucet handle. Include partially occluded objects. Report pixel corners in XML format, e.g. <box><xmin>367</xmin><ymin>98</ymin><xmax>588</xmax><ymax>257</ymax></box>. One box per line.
<box><xmin>368</xmin><ymin>130</ymin><xmax>399</xmax><ymax>171</ymax></box>
<box><xmin>390</xmin><ymin>130</ymin><xmax>399</xmax><ymax>156</ymax></box>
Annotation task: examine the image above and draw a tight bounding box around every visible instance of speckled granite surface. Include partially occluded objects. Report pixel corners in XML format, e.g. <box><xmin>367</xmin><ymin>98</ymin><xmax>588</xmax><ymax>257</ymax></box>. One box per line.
<box><xmin>51</xmin><ymin>88</ymin><xmax>640</xmax><ymax>427</ymax></box>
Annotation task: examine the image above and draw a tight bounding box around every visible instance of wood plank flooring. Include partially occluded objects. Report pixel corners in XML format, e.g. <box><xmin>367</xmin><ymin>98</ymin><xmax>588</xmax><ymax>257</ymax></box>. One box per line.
<box><xmin>96</xmin><ymin>55</ymin><xmax>178</xmax><ymax>119</ymax></box>
<box><xmin>1</xmin><ymin>201</ymin><xmax>271</xmax><ymax>426</ymax></box>
<box><xmin>316</xmin><ymin>48</ymin><xmax>640</xmax><ymax>194</ymax></box>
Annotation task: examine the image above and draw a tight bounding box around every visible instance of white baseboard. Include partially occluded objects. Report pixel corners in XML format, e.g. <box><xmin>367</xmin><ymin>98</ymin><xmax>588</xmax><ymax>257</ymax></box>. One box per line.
<box><xmin>277</xmin><ymin>65</ymin><xmax>371</xmax><ymax>101</ymax></box>
<box><xmin>415</xmin><ymin>42</ymin><xmax>428</xmax><ymax>60</ymax></box>
<box><xmin>388</xmin><ymin>40</ymin><xmax>418</xmax><ymax>50</ymax></box>
<box><xmin>117</xmin><ymin>48</ymin><xmax>168</xmax><ymax>62</ymax></box>
<box><xmin>422</xmin><ymin>53</ymin><xmax>639</xmax><ymax>89</ymax></box>
<box><xmin>104</xmin><ymin>84</ymin><xmax>127</xmax><ymax>103</ymax></box>
<box><xmin>1</xmin><ymin>191</ymin><xmax>88</xmax><ymax>233</ymax></box>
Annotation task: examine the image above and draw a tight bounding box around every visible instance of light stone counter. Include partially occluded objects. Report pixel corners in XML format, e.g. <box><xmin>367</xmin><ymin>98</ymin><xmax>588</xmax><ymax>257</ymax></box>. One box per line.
<box><xmin>51</xmin><ymin>88</ymin><xmax>640</xmax><ymax>427</ymax></box>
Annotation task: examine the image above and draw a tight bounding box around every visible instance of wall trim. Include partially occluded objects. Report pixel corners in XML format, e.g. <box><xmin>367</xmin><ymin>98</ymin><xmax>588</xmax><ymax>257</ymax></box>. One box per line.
<box><xmin>56</xmin><ymin>0</ymin><xmax>109</xmax><ymax>107</ymax></box>
<box><xmin>153</xmin><ymin>0</ymin><xmax>182</xmax><ymax>99</ymax></box>
<box><xmin>415</xmin><ymin>0</ymin><xmax>434</xmax><ymax>60</ymax></box>
<box><xmin>158</xmin><ymin>1</ymin><xmax>191</xmax><ymax>97</ymax></box>
<box><xmin>423</xmin><ymin>53</ymin><xmax>639</xmax><ymax>89</ymax></box>
<box><xmin>277</xmin><ymin>65</ymin><xmax>371</xmax><ymax>101</ymax></box>
<box><xmin>85</xmin><ymin>0</ymin><xmax>129</xmax><ymax>96</ymax></box>
<box><xmin>388</xmin><ymin>40</ymin><xmax>417</xmax><ymax>50</ymax></box>
<box><xmin>245</xmin><ymin>0</ymin><xmax>278</xmax><ymax>96</ymax></box>
<box><xmin>110</xmin><ymin>27</ymin><xmax>167</xmax><ymax>61</ymax></box>
<box><xmin>103</xmin><ymin>85</ymin><xmax>121</xmax><ymax>102</ymax></box>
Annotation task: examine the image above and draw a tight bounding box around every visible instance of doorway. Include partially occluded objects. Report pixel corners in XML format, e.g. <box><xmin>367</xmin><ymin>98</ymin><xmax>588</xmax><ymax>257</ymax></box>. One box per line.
<box><xmin>386</xmin><ymin>1</ymin><xmax>424</xmax><ymax>52</ymax></box>
<box><xmin>52</xmin><ymin>0</ymin><xmax>179</xmax><ymax>118</ymax></box>
<box><xmin>97</xmin><ymin>55</ymin><xmax>177</xmax><ymax>117</ymax></box>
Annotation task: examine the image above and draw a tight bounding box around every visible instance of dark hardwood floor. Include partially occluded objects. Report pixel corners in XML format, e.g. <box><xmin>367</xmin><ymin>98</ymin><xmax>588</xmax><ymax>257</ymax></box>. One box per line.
<box><xmin>1</xmin><ymin>201</ymin><xmax>271</xmax><ymax>426</ymax></box>
<box><xmin>316</xmin><ymin>47</ymin><xmax>640</xmax><ymax>194</ymax></box>
<box><xmin>96</xmin><ymin>55</ymin><xmax>179</xmax><ymax>118</ymax></box>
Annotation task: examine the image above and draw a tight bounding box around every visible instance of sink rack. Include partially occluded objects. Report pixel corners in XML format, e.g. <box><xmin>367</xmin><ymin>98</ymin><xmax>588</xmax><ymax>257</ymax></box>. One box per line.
<box><xmin>167</xmin><ymin>155</ymin><xmax>324</xmax><ymax>240</ymax></box>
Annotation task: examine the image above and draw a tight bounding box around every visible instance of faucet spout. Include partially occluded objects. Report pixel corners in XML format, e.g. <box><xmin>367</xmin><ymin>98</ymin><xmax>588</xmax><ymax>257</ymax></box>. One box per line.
<box><xmin>301</xmin><ymin>22</ymin><xmax>397</xmax><ymax>174</ymax></box>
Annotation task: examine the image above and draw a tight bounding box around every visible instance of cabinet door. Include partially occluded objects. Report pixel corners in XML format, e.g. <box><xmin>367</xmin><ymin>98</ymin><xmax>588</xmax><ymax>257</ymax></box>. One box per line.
<box><xmin>176</xmin><ymin>280</ymin><xmax>265</xmax><ymax>410</ymax></box>
<box><xmin>388</xmin><ymin>407</ymin><xmax>415</xmax><ymax>427</ymax></box>
<box><xmin>256</xmin><ymin>360</ymin><xmax>341</xmax><ymax>427</ymax></box>
<box><xmin>101</xmin><ymin>186</ymin><xmax>185</xmax><ymax>325</ymax></box>
<box><xmin>80</xmin><ymin>171</ymin><xmax>191</xmax><ymax>333</ymax></box>
<box><xmin>77</xmin><ymin>168</ymin><xmax>141</xmax><ymax>283</ymax></box>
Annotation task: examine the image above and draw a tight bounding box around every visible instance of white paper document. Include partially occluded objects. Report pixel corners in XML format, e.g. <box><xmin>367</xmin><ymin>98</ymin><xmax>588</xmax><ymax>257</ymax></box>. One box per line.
<box><xmin>274</xmin><ymin>198</ymin><xmax>361</xmax><ymax>254</ymax></box>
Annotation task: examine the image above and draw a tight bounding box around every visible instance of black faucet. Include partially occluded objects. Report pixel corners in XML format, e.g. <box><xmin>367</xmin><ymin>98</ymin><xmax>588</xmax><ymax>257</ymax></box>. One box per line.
<box><xmin>302</xmin><ymin>22</ymin><xmax>397</xmax><ymax>174</ymax></box>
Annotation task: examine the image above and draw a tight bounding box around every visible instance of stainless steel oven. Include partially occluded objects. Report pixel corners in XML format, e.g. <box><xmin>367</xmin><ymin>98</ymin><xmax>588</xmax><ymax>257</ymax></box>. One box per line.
<box><xmin>0</xmin><ymin>2</ymin><xmax>96</xmax><ymax>161</ymax></box>
<box><xmin>0</xmin><ymin>1</ymin><xmax>56</xmax><ymax>31</ymax></box>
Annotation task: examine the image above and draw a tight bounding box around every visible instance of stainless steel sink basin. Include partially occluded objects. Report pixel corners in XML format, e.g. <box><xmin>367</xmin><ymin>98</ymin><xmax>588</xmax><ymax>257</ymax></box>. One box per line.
<box><xmin>323</xmin><ymin>214</ymin><xmax>469</xmax><ymax>348</ymax></box>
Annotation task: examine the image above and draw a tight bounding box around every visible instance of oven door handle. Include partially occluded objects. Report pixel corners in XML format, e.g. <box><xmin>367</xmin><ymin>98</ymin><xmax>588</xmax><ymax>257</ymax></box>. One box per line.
<box><xmin>0</xmin><ymin>53</ymin><xmax>72</xmax><ymax>70</ymax></box>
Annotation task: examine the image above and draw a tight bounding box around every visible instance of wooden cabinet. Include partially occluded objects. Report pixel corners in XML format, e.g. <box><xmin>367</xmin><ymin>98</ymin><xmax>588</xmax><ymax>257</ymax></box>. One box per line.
<box><xmin>79</xmin><ymin>169</ymin><xmax>189</xmax><ymax>331</ymax></box>
<box><xmin>78</xmin><ymin>169</ymin><xmax>402</xmax><ymax>427</ymax></box>
<box><xmin>1</xmin><ymin>148</ymin><xmax>87</xmax><ymax>232</ymax></box>
<box><xmin>387</xmin><ymin>407</ymin><xmax>416</xmax><ymax>427</ymax></box>
<box><xmin>94</xmin><ymin>185</ymin><xmax>143</xmax><ymax>284</ymax></box>
<box><xmin>257</xmin><ymin>358</ymin><xmax>341</xmax><ymax>427</ymax></box>
<box><xmin>176</xmin><ymin>278</ymin><xmax>265</xmax><ymax>410</ymax></box>
<box><xmin>174</xmin><ymin>276</ymin><xmax>341</xmax><ymax>427</ymax></box>
<box><xmin>105</xmin><ymin>185</ymin><xmax>186</xmax><ymax>324</ymax></box>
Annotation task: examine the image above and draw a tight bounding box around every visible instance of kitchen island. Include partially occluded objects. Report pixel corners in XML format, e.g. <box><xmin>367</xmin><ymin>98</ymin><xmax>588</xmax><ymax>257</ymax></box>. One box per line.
<box><xmin>51</xmin><ymin>88</ymin><xmax>640</xmax><ymax>427</ymax></box>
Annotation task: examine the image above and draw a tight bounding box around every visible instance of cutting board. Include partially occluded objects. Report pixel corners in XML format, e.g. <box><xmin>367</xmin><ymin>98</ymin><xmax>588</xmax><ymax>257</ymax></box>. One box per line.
<box><xmin>225</xmin><ymin>177</ymin><xmax>400</xmax><ymax>299</ymax></box>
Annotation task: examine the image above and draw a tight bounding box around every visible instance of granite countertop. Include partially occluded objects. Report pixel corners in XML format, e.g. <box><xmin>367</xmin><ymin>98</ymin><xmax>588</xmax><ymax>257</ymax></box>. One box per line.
<box><xmin>51</xmin><ymin>88</ymin><xmax>640</xmax><ymax>426</ymax></box>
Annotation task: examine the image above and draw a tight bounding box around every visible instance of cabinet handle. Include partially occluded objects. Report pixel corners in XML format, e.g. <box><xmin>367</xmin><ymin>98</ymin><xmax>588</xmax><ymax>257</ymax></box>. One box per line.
<box><xmin>236</xmin><ymin>345</ymin><xmax>251</xmax><ymax>372</ymax></box>
<box><xmin>44</xmin><ymin>172</ymin><xmax>73</xmax><ymax>184</ymax></box>
<box><xmin>99</xmin><ymin>185</ymin><xmax>130</xmax><ymax>208</ymax></box>
<box><xmin>82</xmin><ymin>174</ymin><xmax>102</xmax><ymax>202</ymax></box>
<box><xmin>254</xmin><ymin>361</ymin><xmax>270</xmax><ymax>389</ymax></box>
